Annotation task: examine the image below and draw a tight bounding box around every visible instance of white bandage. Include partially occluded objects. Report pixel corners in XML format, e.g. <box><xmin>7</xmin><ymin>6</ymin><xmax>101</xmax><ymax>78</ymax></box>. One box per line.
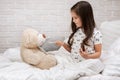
<box><xmin>37</xmin><ymin>34</ymin><xmax>46</xmax><ymax>46</ymax></box>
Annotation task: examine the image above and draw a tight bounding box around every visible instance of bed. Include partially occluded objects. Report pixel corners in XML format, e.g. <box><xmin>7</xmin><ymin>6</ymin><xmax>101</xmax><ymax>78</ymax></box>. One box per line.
<box><xmin>0</xmin><ymin>20</ymin><xmax>120</xmax><ymax>80</ymax></box>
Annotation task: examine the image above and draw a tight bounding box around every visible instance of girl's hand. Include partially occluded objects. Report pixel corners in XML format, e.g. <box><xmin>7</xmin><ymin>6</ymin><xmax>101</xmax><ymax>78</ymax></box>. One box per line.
<box><xmin>80</xmin><ymin>48</ymin><xmax>89</xmax><ymax>59</ymax></box>
<box><xmin>55</xmin><ymin>40</ymin><xmax>64</xmax><ymax>46</ymax></box>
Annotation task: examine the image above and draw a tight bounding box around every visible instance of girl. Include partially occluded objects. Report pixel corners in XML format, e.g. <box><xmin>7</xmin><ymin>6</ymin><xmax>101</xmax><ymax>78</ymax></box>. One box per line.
<box><xmin>55</xmin><ymin>1</ymin><xmax>102</xmax><ymax>63</ymax></box>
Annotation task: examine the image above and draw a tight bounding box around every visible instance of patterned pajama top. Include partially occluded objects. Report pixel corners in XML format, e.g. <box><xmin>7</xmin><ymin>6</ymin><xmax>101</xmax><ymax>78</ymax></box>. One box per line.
<box><xmin>70</xmin><ymin>28</ymin><xmax>102</xmax><ymax>63</ymax></box>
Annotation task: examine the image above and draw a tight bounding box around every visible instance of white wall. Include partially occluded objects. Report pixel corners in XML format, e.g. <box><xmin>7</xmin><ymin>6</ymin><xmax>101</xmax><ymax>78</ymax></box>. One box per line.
<box><xmin>0</xmin><ymin>0</ymin><xmax>120</xmax><ymax>53</ymax></box>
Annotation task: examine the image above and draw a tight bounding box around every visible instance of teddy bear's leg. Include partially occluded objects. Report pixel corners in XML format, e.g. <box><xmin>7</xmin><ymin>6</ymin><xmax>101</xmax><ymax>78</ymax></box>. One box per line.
<box><xmin>36</xmin><ymin>54</ymin><xmax>57</xmax><ymax>69</ymax></box>
<box><xmin>21</xmin><ymin>49</ymin><xmax>45</xmax><ymax>65</ymax></box>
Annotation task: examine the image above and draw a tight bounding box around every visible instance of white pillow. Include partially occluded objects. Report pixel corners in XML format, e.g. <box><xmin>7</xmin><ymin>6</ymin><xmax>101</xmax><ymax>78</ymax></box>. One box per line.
<box><xmin>0</xmin><ymin>55</ymin><xmax>11</xmax><ymax>63</ymax></box>
<box><xmin>3</xmin><ymin>47</ymin><xmax>23</xmax><ymax>62</ymax></box>
<box><xmin>109</xmin><ymin>38</ymin><xmax>120</xmax><ymax>55</ymax></box>
<box><xmin>102</xmin><ymin>38</ymin><xmax>120</xmax><ymax>76</ymax></box>
<box><xmin>100</xmin><ymin>38</ymin><xmax>120</xmax><ymax>61</ymax></box>
<box><xmin>0</xmin><ymin>55</ymin><xmax>12</xmax><ymax>68</ymax></box>
<box><xmin>100</xmin><ymin>20</ymin><xmax>120</xmax><ymax>51</ymax></box>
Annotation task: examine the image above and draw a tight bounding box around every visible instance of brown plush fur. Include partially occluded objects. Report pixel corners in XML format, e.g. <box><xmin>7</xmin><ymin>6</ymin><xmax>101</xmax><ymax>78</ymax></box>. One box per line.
<box><xmin>21</xmin><ymin>28</ymin><xmax>57</xmax><ymax>69</ymax></box>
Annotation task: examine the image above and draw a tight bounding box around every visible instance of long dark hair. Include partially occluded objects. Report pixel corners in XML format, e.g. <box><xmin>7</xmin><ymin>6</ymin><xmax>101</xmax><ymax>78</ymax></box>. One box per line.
<box><xmin>68</xmin><ymin>1</ymin><xmax>96</xmax><ymax>51</ymax></box>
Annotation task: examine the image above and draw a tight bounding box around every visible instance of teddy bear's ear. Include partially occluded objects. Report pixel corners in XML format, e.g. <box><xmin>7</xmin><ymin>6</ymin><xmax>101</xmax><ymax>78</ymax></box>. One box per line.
<box><xmin>21</xmin><ymin>28</ymin><xmax>39</xmax><ymax>48</ymax></box>
<box><xmin>22</xmin><ymin>30</ymin><xmax>31</xmax><ymax>48</ymax></box>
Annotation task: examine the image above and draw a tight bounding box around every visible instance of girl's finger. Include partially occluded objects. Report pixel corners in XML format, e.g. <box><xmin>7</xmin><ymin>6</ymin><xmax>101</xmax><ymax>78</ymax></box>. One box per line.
<box><xmin>79</xmin><ymin>49</ymin><xmax>82</xmax><ymax>53</ymax></box>
<box><xmin>80</xmin><ymin>50</ymin><xmax>84</xmax><ymax>55</ymax></box>
<box><xmin>80</xmin><ymin>51</ymin><xmax>82</xmax><ymax>54</ymax></box>
<box><xmin>80</xmin><ymin>48</ymin><xmax>84</xmax><ymax>53</ymax></box>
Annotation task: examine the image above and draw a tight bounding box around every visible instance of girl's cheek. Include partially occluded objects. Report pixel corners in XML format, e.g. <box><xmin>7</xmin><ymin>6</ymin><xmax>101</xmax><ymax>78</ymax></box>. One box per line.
<box><xmin>78</xmin><ymin>20</ymin><xmax>82</xmax><ymax>26</ymax></box>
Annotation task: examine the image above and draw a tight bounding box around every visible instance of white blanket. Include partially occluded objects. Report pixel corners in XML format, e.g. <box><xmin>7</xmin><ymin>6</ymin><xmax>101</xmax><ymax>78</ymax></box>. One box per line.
<box><xmin>0</xmin><ymin>47</ymin><xmax>104</xmax><ymax>80</ymax></box>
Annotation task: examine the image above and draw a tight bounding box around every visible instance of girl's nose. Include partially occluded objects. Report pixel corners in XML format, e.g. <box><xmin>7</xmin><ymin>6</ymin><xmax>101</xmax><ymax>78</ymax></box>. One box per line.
<box><xmin>73</xmin><ymin>19</ymin><xmax>75</xmax><ymax>22</ymax></box>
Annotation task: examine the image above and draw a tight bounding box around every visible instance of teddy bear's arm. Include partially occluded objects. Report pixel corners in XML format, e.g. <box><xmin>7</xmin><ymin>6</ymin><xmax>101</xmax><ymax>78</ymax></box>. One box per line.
<box><xmin>22</xmin><ymin>49</ymin><xmax>42</xmax><ymax>65</ymax></box>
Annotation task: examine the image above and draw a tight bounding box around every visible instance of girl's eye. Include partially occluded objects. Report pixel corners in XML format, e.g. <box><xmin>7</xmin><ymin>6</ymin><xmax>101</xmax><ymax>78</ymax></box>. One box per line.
<box><xmin>73</xmin><ymin>17</ymin><xmax>77</xmax><ymax>20</ymax></box>
<box><xmin>75</xmin><ymin>17</ymin><xmax>77</xmax><ymax>19</ymax></box>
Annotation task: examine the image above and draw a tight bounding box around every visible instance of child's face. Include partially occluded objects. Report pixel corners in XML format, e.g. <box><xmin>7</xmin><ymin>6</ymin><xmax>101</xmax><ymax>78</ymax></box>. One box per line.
<box><xmin>71</xmin><ymin>11</ymin><xmax>82</xmax><ymax>28</ymax></box>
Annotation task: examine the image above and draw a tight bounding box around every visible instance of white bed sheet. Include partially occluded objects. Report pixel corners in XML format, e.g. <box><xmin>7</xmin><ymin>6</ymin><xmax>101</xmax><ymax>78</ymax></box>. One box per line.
<box><xmin>0</xmin><ymin>46</ymin><xmax>119</xmax><ymax>80</ymax></box>
<box><xmin>0</xmin><ymin>49</ymin><xmax>104</xmax><ymax>80</ymax></box>
<box><xmin>0</xmin><ymin>57</ymin><xmax>120</xmax><ymax>80</ymax></box>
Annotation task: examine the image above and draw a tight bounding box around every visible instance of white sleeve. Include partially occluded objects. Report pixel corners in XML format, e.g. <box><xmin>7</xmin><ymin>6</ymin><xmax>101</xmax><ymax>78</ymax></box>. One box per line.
<box><xmin>93</xmin><ymin>31</ymin><xmax>102</xmax><ymax>44</ymax></box>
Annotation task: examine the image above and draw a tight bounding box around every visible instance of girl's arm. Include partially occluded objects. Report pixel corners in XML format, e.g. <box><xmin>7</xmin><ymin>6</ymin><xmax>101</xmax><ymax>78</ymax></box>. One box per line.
<box><xmin>88</xmin><ymin>44</ymin><xmax>102</xmax><ymax>59</ymax></box>
<box><xmin>80</xmin><ymin>44</ymin><xmax>102</xmax><ymax>59</ymax></box>
<box><xmin>62</xmin><ymin>43</ymin><xmax>71</xmax><ymax>52</ymax></box>
<box><xmin>55</xmin><ymin>41</ymin><xmax>71</xmax><ymax>52</ymax></box>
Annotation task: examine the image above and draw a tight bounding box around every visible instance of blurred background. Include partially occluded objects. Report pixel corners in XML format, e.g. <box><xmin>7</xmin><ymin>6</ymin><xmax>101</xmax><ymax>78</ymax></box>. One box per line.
<box><xmin>0</xmin><ymin>0</ymin><xmax>120</xmax><ymax>53</ymax></box>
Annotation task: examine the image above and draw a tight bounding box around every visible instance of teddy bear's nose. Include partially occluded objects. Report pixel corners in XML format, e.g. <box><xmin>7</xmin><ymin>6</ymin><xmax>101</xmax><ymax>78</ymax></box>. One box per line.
<box><xmin>42</xmin><ymin>34</ymin><xmax>46</xmax><ymax>38</ymax></box>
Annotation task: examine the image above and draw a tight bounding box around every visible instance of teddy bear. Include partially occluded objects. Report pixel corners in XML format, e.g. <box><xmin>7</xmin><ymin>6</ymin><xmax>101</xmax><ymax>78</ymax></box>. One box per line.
<box><xmin>20</xmin><ymin>28</ymin><xmax>57</xmax><ymax>69</ymax></box>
